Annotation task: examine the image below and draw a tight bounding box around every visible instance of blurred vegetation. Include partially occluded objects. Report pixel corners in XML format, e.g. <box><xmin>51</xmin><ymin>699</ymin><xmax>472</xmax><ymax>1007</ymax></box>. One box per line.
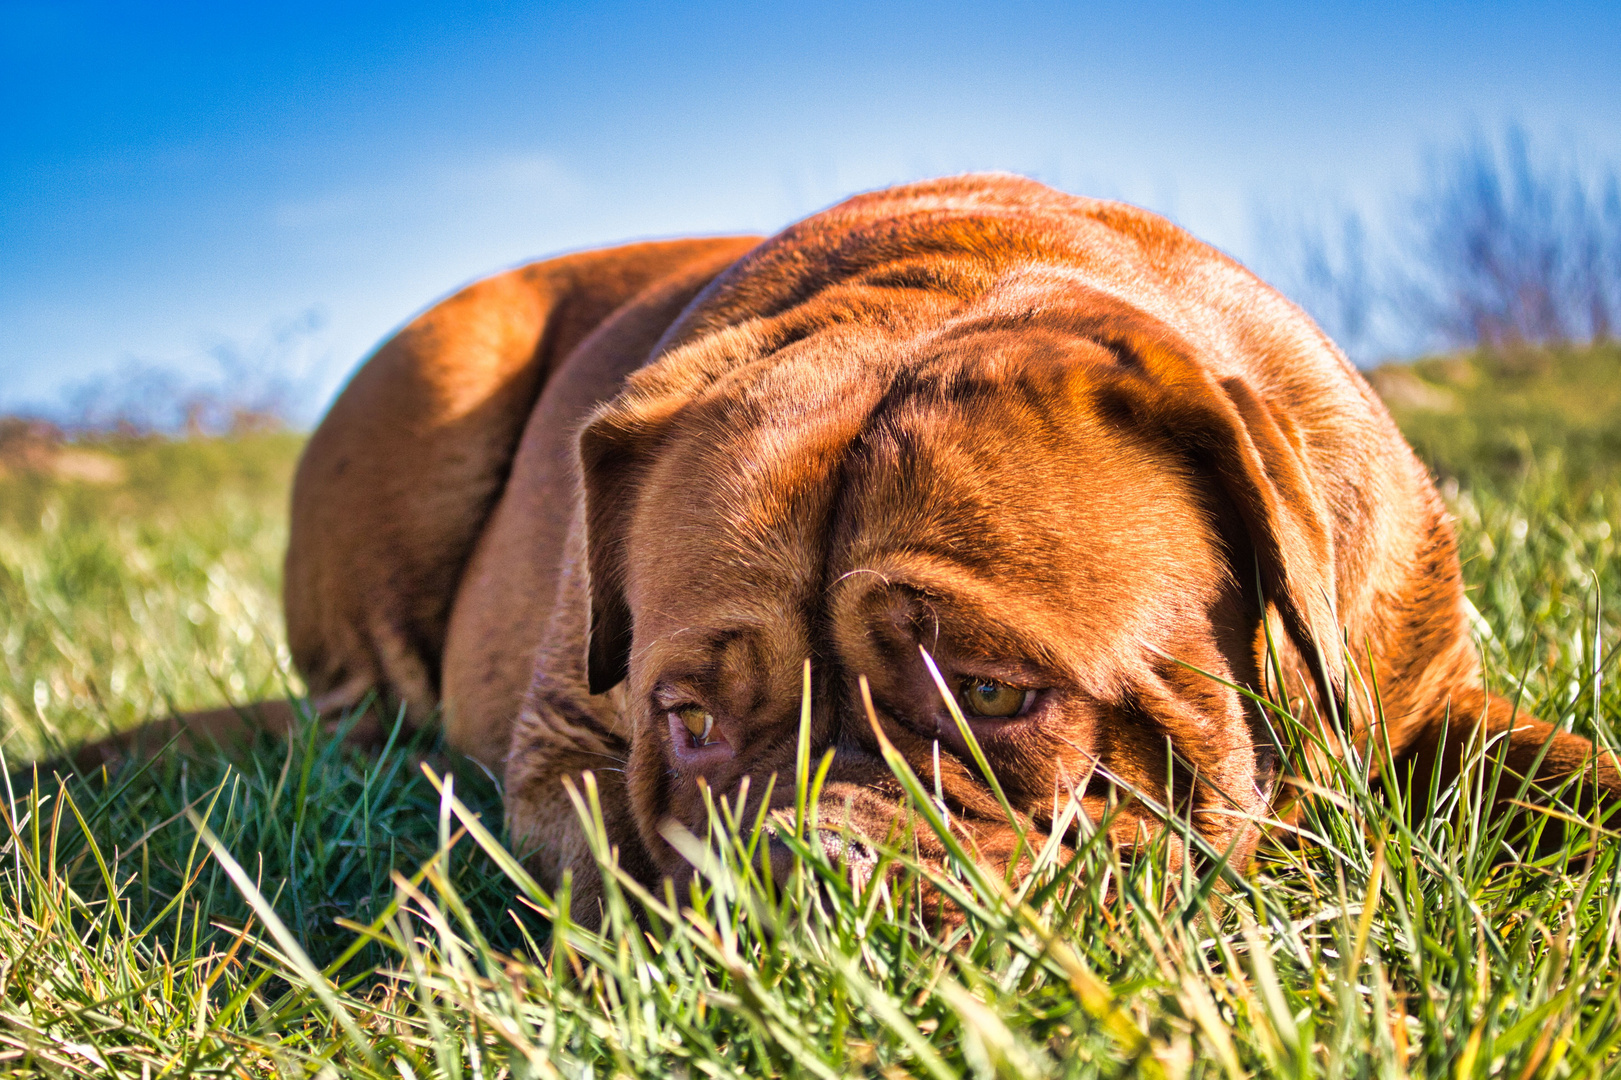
<box><xmin>0</xmin><ymin>426</ymin><xmax>303</xmax><ymax>757</ymax></box>
<box><xmin>1370</xmin><ymin>341</ymin><xmax>1621</xmax><ymax>485</ymax></box>
<box><xmin>1272</xmin><ymin>126</ymin><xmax>1621</xmax><ymax>365</ymax></box>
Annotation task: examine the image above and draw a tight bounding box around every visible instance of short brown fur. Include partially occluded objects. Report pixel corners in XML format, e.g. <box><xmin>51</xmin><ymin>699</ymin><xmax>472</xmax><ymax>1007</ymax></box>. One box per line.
<box><xmin>118</xmin><ymin>176</ymin><xmax>1621</xmax><ymax>915</ymax></box>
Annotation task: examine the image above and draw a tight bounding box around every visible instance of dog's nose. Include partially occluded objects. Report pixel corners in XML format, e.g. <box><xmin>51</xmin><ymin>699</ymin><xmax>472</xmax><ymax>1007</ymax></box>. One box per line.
<box><xmin>766</xmin><ymin>827</ymin><xmax>880</xmax><ymax>894</ymax></box>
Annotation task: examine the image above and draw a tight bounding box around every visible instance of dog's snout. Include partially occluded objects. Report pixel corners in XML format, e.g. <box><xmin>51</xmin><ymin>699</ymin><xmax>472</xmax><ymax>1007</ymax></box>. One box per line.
<box><xmin>765</xmin><ymin>822</ymin><xmax>881</xmax><ymax>893</ymax></box>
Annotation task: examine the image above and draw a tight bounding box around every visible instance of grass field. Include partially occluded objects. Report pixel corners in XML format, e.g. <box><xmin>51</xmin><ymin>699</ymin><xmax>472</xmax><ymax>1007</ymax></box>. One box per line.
<box><xmin>2</xmin><ymin>348</ymin><xmax>1621</xmax><ymax>1077</ymax></box>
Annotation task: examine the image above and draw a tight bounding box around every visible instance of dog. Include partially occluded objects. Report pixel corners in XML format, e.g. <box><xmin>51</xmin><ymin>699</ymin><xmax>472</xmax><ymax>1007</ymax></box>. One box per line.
<box><xmin>133</xmin><ymin>175</ymin><xmax>1621</xmax><ymax>914</ymax></box>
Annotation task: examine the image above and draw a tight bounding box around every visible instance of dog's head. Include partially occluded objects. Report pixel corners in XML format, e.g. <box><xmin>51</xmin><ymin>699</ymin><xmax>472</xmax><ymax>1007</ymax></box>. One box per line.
<box><xmin>577</xmin><ymin>200</ymin><xmax>1344</xmax><ymax>891</ymax></box>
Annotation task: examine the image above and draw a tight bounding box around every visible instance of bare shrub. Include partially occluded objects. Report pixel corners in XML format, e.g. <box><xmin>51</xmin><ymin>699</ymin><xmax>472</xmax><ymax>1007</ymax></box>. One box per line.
<box><xmin>1259</xmin><ymin>203</ymin><xmax>1393</xmax><ymax>364</ymax></box>
<box><xmin>49</xmin><ymin>307</ymin><xmax>331</xmax><ymax>438</ymax></box>
<box><xmin>0</xmin><ymin>416</ymin><xmax>65</xmax><ymax>473</ymax></box>
<box><xmin>1412</xmin><ymin>128</ymin><xmax>1621</xmax><ymax>350</ymax></box>
<box><xmin>1265</xmin><ymin>128</ymin><xmax>1621</xmax><ymax>361</ymax></box>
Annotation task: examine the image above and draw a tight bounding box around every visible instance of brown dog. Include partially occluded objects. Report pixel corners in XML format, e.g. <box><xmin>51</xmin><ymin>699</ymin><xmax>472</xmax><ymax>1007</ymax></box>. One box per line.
<box><xmin>272</xmin><ymin>175</ymin><xmax>1621</xmax><ymax>910</ymax></box>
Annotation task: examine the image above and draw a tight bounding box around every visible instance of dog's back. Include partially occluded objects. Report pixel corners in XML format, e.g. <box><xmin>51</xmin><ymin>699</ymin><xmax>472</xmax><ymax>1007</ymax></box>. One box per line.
<box><xmin>284</xmin><ymin>236</ymin><xmax>758</xmax><ymax>753</ymax></box>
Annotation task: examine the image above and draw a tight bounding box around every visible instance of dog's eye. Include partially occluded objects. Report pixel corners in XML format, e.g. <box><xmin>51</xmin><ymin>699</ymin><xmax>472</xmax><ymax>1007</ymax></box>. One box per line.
<box><xmin>673</xmin><ymin>705</ymin><xmax>718</xmax><ymax>745</ymax></box>
<box><xmin>959</xmin><ymin>680</ymin><xmax>1032</xmax><ymax>718</ymax></box>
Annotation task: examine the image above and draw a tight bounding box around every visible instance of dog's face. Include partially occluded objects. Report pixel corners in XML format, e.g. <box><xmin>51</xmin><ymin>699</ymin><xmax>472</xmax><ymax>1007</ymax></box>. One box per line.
<box><xmin>581</xmin><ymin>303</ymin><xmax>1342</xmax><ymax>886</ymax></box>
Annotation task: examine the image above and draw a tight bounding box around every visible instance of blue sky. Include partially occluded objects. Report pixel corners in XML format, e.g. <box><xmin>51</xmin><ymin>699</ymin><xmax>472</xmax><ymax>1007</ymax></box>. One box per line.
<box><xmin>3</xmin><ymin>1</ymin><xmax>1618</xmax><ymax>417</ymax></box>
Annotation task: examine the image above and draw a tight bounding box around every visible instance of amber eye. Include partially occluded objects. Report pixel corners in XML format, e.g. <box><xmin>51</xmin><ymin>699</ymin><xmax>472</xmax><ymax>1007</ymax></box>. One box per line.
<box><xmin>674</xmin><ymin>705</ymin><xmax>717</xmax><ymax>745</ymax></box>
<box><xmin>959</xmin><ymin>679</ymin><xmax>1030</xmax><ymax>718</ymax></box>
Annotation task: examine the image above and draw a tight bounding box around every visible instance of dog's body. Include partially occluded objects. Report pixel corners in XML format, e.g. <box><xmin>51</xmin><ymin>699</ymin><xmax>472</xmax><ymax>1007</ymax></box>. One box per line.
<box><xmin>282</xmin><ymin>175</ymin><xmax>1615</xmax><ymax>906</ymax></box>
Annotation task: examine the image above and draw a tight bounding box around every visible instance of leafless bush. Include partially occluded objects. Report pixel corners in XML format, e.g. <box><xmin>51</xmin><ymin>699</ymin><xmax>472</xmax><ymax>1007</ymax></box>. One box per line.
<box><xmin>1413</xmin><ymin>128</ymin><xmax>1621</xmax><ymax>350</ymax></box>
<box><xmin>0</xmin><ymin>416</ymin><xmax>65</xmax><ymax>471</ymax></box>
<box><xmin>54</xmin><ymin>307</ymin><xmax>329</xmax><ymax>437</ymax></box>
<box><xmin>1266</xmin><ymin>128</ymin><xmax>1621</xmax><ymax>361</ymax></box>
<box><xmin>1259</xmin><ymin>203</ymin><xmax>1394</xmax><ymax>364</ymax></box>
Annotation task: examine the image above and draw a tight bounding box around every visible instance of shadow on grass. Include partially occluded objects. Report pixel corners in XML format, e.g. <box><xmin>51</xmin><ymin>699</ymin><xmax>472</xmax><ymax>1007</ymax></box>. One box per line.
<box><xmin>5</xmin><ymin>707</ymin><xmax>522</xmax><ymax>977</ymax></box>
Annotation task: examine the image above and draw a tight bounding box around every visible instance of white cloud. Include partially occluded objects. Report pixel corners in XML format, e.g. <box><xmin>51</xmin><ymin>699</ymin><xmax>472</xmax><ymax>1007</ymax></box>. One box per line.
<box><xmin>272</xmin><ymin>152</ymin><xmax>580</xmax><ymax>230</ymax></box>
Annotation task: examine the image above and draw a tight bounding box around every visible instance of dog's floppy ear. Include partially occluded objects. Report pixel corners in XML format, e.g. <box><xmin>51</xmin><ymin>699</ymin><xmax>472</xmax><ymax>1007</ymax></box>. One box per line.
<box><xmin>577</xmin><ymin>399</ymin><xmax>673</xmax><ymax>694</ymax></box>
<box><xmin>1099</xmin><ymin>342</ymin><xmax>1345</xmax><ymax>707</ymax></box>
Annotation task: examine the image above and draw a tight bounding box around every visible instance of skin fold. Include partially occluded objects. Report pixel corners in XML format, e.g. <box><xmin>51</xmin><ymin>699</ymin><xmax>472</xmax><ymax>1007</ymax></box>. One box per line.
<box><xmin>102</xmin><ymin>175</ymin><xmax>1621</xmax><ymax>919</ymax></box>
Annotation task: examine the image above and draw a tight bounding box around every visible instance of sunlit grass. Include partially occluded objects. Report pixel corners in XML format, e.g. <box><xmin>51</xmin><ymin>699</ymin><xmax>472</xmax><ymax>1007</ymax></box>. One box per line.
<box><xmin>0</xmin><ymin>432</ymin><xmax>299</xmax><ymax>759</ymax></box>
<box><xmin>2</xmin><ymin>353</ymin><xmax>1620</xmax><ymax>1077</ymax></box>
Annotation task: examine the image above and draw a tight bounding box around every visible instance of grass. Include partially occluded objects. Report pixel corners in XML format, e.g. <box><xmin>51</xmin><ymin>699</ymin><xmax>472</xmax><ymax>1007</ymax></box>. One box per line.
<box><xmin>1368</xmin><ymin>341</ymin><xmax>1621</xmax><ymax>486</ymax></box>
<box><xmin>2</xmin><ymin>349</ymin><xmax>1621</xmax><ymax>1077</ymax></box>
<box><xmin>0</xmin><ymin>432</ymin><xmax>301</xmax><ymax>761</ymax></box>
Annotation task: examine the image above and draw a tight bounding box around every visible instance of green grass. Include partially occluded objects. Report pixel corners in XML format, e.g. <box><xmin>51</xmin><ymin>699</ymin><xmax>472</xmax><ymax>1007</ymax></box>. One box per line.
<box><xmin>0</xmin><ymin>432</ymin><xmax>302</xmax><ymax>760</ymax></box>
<box><xmin>3</xmin><ymin>352</ymin><xmax>1621</xmax><ymax>1078</ymax></box>
<box><xmin>1369</xmin><ymin>341</ymin><xmax>1621</xmax><ymax>486</ymax></box>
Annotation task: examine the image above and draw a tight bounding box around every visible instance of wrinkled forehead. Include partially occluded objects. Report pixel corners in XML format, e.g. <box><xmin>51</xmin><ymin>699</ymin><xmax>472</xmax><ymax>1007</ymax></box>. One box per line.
<box><xmin>621</xmin><ymin>348</ymin><xmax>1228</xmax><ymax>675</ymax></box>
<box><xmin>825</xmin><ymin>379</ymin><xmax>1226</xmax><ymax>661</ymax></box>
<box><xmin>623</xmin><ymin>377</ymin><xmax>868</xmax><ymax>640</ymax></box>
